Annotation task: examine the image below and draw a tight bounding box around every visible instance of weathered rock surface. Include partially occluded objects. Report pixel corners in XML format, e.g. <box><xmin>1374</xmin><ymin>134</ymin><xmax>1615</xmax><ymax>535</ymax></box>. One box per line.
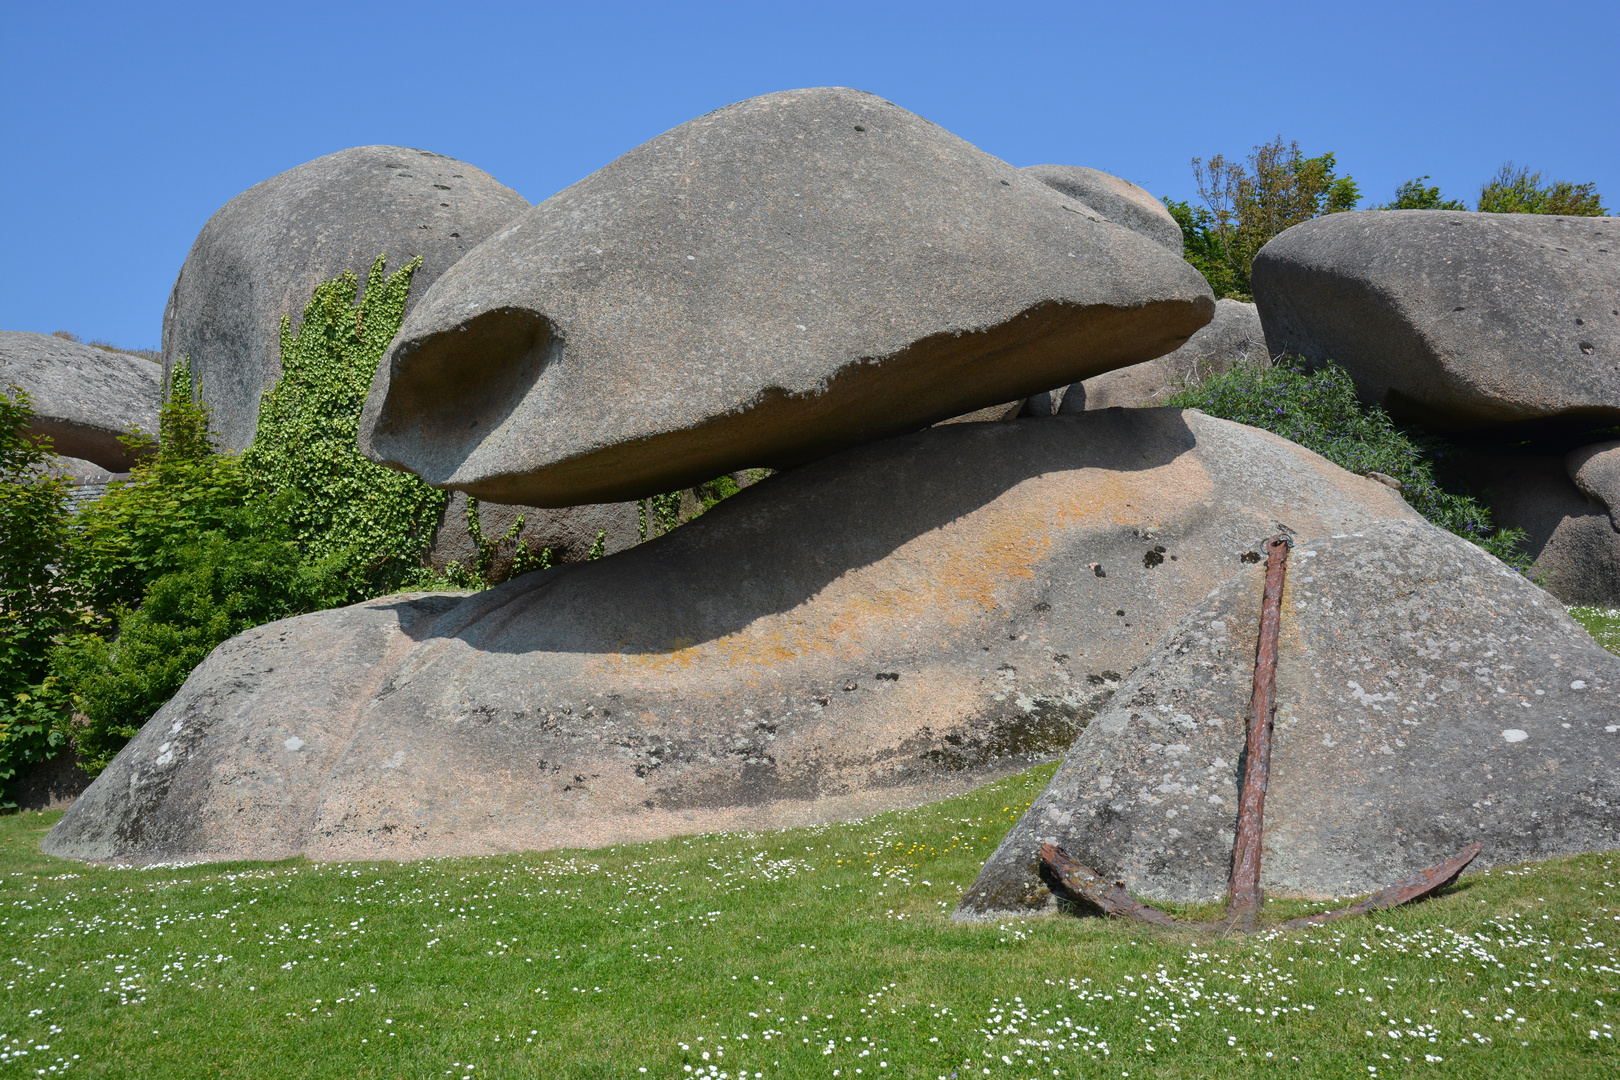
<box><xmin>1450</xmin><ymin>447</ymin><xmax>1620</xmax><ymax>606</ymax></box>
<box><xmin>44</xmin><ymin>409</ymin><xmax>1414</xmax><ymax>865</ymax></box>
<box><xmin>1567</xmin><ymin>441</ymin><xmax>1620</xmax><ymax>530</ymax></box>
<box><xmin>1068</xmin><ymin>299</ymin><xmax>1268</xmax><ymax>410</ymax></box>
<box><xmin>429</xmin><ymin>491</ymin><xmax>644</xmax><ymax>580</ymax></box>
<box><xmin>162</xmin><ymin>146</ymin><xmax>530</xmax><ymax>451</ymax></box>
<box><xmin>1252</xmin><ymin>211</ymin><xmax>1620</xmax><ymax>433</ymax></box>
<box><xmin>0</xmin><ymin>331</ymin><xmax>160</xmax><ymax>470</ymax></box>
<box><xmin>359</xmin><ymin>88</ymin><xmax>1214</xmax><ymax>508</ymax></box>
<box><xmin>1022</xmin><ymin>165</ymin><xmax>1183</xmax><ymax>253</ymax></box>
<box><xmin>957</xmin><ymin>519</ymin><xmax>1620</xmax><ymax>916</ymax></box>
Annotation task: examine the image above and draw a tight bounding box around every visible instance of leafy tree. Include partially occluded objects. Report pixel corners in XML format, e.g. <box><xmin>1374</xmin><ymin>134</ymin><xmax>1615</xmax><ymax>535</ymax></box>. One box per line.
<box><xmin>1185</xmin><ymin>137</ymin><xmax>1360</xmax><ymax>299</ymax></box>
<box><xmin>1165</xmin><ymin>359</ymin><xmax>1529</xmax><ymax>572</ymax></box>
<box><xmin>1477</xmin><ymin>163</ymin><xmax>1608</xmax><ymax>216</ymax></box>
<box><xmin>1379</xmin><ymin>176</ymin><xmax>1468</xmax><ymax>211</ymax></box>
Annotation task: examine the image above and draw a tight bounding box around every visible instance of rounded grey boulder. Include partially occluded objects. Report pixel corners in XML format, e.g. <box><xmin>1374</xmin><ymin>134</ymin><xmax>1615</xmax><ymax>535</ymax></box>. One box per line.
<box><xmin>1021</xmin><ymin>165</ymin><xmax>1183</xmax><ymax>254</ymax></box>
<box><xmin>958</xmin><ymin>519</ymin><xmax>1620</xmax><ymax>915</ymax></box>
<box><xmin>0</xmin><ymin>330</ymin><xmax>160</xmax><ymax>470</ymax></box>
<box><xmin>1252</xmin><ymin>210</ymin><xmax>1620</xmax><ymax>433</ymax></box>
<box><xmin>359</xmin><ymin>88</ymin><xmax>1214</xmax><ymax>508</ymax></box>
<box><xmin>42</xmin><ymin>409</ymin><xmax>1412</xmax><ymax>865</ymax></box>
<box><xmin>162</xmin><ymin>146</ymin><xmax>530</xmax><ymax>450</ymax></box>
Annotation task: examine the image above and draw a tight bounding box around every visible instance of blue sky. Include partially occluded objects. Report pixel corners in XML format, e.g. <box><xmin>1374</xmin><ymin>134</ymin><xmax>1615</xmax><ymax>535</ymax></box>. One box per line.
<box><xmin>3</xmin><ymin>0</ymin><xmax>1616</xmax><ymax>349</ymax></box>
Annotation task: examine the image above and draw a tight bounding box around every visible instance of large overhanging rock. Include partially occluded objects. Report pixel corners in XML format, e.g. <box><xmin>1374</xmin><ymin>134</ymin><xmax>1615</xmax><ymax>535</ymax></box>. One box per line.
<box><xmin>358</xmin><ymin>88</ymin><xmax>1214</xmax><ymax>508</ymax></box>
<box><xmin>1252</xmin><ymin>210</ymin><xmax>1620</xmax><ymax>434</ymax></box>
<box><xmin>45</xmin><ymin>409</ymin><xmax>1412</xmax><ymax>865</ymax></box>
<box><xmin>0</xmin><ymin>330</ymin><xmax>160</xmax><ymax>470</ymax></box>
<box><xmin>162</xmin><ymin>146</ymin><xmax>530</xmax><ymax>451</ymax></box>
<box><xmin>957</xmin><ymin>519</ymin><xmax>1620</xmax><ymax>917</ymax></box>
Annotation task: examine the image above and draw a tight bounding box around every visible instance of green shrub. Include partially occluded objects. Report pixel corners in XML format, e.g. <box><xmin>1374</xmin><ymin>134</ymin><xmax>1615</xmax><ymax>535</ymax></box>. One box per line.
<box><xmin>1477</xmin><ymin>163</ymin><xmax>1607</xmax><ymax>216</ymax></box>
<box><xmin>52</xmin><ymin>525</ymin><xmax>349</xmax><ymax>773</ymax></box>
<box><xmin>244</xmin><ymin>256</ymin><xmax>446</xmax><ymax>598</ymax></box>
<box><xmin>1164</xmin><ymin>359</ymin><xmax>1531</xmax><ymax>572</ymax></box>
<box><xmin>0</xmin><ymin>388</ymin><xmax>75</xmax><ymax>803</ymax></box>
<box><xmin>1378</xmin><ymin>176</ymin><xmax>1468</xmax><ymax>211</ymax></box>
<box><xmin>65</xmin><ymin>358</ymin><xmax>251</xmax><ymax>613</ymax></box>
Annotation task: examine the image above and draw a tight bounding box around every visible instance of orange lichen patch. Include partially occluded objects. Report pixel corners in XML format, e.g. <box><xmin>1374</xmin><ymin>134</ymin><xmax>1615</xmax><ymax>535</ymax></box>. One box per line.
<box><xmin>589</xmin><ymin>455</ymin><xmax>1215</xmax><ymax>687</ymax></box>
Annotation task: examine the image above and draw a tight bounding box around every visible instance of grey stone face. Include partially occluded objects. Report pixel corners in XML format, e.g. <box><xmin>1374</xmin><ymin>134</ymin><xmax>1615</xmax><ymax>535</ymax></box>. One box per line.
<box><xmin>1567</xmin><ymin>441</ymin><xmax>1620</xmax><ymax>531</ymax></box>
<box><xmin>957</xmin><ymin>519</ymin><xmax>1620</xmax><ymax>916</ymax></box>
<box><xmin>1450</xmin><ymin>447</ymin><xmax>1620</xmax><ymax>607</ymax></box>
<box><xmin>1252</xmin><ymin>210</ymin><xmax>1620</xmax><ymax>433</ymax></box>
<box><xmin>0</xmin><ymin>331</ymin><xmax>161</xmax><ymax>470</ymax></box>
<box><xmin>161</xmin><ymin>146</ymin><xmax>530</xmax><ymax>451</ymax></box>
<box><xmin>358</xmin><ymin>88</ymin><xmax>1214</xmax><ymax>509</ymax></box>
<box><xmin>1021</xmin><ymin>165</ymin><xmax>1183</xmax><ymax>254</ymax></box>
<box><xmin>43</xmin><ymin>409</ymin><xmax>1414</xmax><ymax>865</ymax></box>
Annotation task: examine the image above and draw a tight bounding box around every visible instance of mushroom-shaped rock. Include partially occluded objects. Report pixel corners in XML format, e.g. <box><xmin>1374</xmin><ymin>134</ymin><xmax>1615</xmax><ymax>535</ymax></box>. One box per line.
<box><xmin>957</xmin><ymin>519</ymin><xmax>1620</xmax><ymax>916</ymax></box>
<box><xmin>0</xmin><ymin>330</ymin><xmax>160</xmax><ymax>470</ymax></box>
<box><xmin>358</xmin><ymin>88</ymin><xmax>1214</xmax><ymax>508</ymax></box>
<box><xmin>1021</xmin><ymin>164</ymin><xmax>1183</xmax><ymax>253</ymax></box>
<box><xmin>1252</xmin><ymin>210</ymin><xmax>1620</xmax><ymax>434</ymax></box>
<box><xmin>162</xmin><ymin>146</ymin><xmax>531</xmax><ymax>450</ymax></box>
<box><xmin>43</xmin><ymin>409</ymin><xmax>1413</xmax><ymax>865</ymax></box>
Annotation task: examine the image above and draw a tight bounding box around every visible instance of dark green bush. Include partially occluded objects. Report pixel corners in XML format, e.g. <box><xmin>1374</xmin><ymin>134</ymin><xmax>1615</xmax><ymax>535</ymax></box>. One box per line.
<box><xmin>1163</xmin><ymin>359</ymin><xmax>1531</xmax><ymax>572</ymax></box>
<box><xmin>0</xmin><ymin>388</ymin><xmax>75</xmax><ymax>802</ymax></box>
<box><xmin>53</xmin><ymin>524</ymin><xmax>349</xmax><ymax>773</ymax></box>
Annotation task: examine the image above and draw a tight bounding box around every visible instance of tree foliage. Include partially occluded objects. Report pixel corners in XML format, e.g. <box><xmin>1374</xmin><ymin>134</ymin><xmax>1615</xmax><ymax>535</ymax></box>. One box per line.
<box><xmin>1378</xmin><ymin>176</ymin><xmax>1468</xmax><ymax>211</ymax></box>
<box><xmin>1181</xmin><ymin>137</ymin><xmax>1360</xmax><ymax>299</ymax></box>
<box><xmin>1477</xmin><ymin>163</ymin><xmax>1608</xmax><ymax>216</ymax></box>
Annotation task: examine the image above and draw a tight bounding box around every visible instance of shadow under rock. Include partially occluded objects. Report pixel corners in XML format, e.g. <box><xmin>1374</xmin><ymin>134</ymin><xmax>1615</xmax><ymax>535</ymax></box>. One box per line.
<box><xmin>386</xmin><ymin>407</ymin><xmax>1197</xmax><ymax>657</ymax></box>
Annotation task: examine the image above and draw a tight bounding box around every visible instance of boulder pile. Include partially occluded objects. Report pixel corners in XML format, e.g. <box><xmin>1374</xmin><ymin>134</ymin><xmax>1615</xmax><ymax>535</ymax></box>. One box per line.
<box><xmin>43</xmin><ymin>410</ymin><xmax>1416</xmax><ymax>863</ymax></box>
<box><xmin>36</xmin><ymin>89</ymin><xmax>1620</xmax><ymax>901</ymax></box>
<box><xmin>1252</xmin><ymin>211</ymin><xmax>1620</xmax><ymax>603</ymax></box>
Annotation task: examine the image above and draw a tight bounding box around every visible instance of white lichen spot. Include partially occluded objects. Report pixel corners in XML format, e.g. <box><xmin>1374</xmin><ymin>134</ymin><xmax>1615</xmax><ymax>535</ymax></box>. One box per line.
<box><xmin>284</xmin><ymin>736</ymin><xmax>306</xmax><ymax>752</ymax></box>
<box><xmin>1501</xmin><ymin>729</ymin><xmax>1529</xmax><ymax>744</ymax></box>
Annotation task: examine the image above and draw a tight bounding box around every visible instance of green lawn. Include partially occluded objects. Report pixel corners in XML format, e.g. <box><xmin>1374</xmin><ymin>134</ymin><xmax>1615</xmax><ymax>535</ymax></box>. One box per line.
<box><xmin>1570</xmin><ymin>607</ymin><xmax>1620</xmax><ymax>655</ymax></box>
<box><xmin>0</xmin><ymin>763</ymin><xmax>1615</xmax><ymax>1079</ymax></box>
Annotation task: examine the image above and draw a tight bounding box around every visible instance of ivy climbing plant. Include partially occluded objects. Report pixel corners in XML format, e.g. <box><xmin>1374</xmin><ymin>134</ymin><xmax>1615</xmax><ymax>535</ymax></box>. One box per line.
<box><xmin>243</xmin><ymin>255</ymin><xmax>447</xmax><ymax>597</ymax></box>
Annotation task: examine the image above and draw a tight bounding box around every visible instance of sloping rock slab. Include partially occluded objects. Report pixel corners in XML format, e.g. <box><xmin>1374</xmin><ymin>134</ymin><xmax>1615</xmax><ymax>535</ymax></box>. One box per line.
<box><xmin>0</xmin><ymin>331</ymin><xmax>160</xmax><ymax>470</ymax></box>
<box><xmin>45</xmin><ymin>410</ymin><xmax>1413</xmax><ymax>865</ymax></box>
<box><xmin>359</xmin><ymin>88</ymin><xmax>1213</xmax><ymax>507</ymax></box>
<box><xmin>1252</xmin><ymin>211</ymin><xmax>1620</xmax><ymax>433</ymax></box>
<box><xmin>1022</xmin><ymin>165</ymin><xmax>1183</xmax><ymax>253</ymax></box>
<box><xmin>1070</xmin><ymin>299</ymin><xmax>1268</xmax><ymax>410</ymax></box>
<box><xmin>957</xmin><ymin>519</ymin><xmax>1620</xmax><ymax>916</ymax></box>
<box><xmin>162</xmin><ymin>146</ymin><xmax>530</xmax><ymax>450</ymax></box>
